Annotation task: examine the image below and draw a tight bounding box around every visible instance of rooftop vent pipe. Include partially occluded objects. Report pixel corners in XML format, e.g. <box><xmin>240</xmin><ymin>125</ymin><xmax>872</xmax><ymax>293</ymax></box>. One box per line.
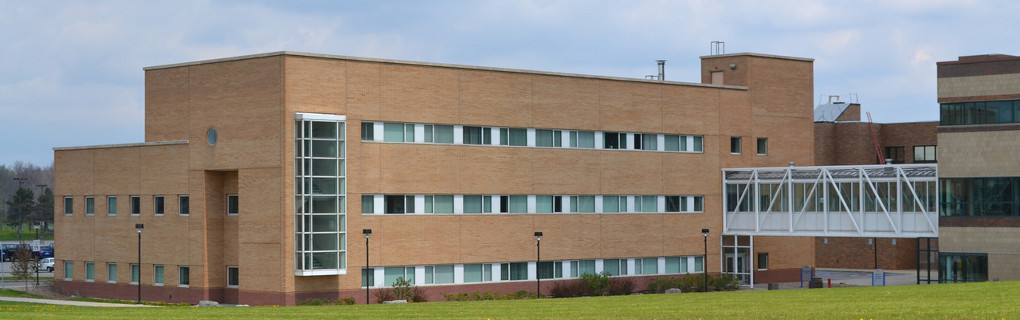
<box><xmin>657</xmin><ymin>60</ymin><xmax>666</xmax><ymax>81</ymax></box>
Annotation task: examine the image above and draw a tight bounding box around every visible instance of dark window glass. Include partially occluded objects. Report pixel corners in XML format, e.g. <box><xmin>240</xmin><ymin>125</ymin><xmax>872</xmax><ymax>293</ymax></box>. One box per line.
<box><xmin>130</xmin><ymin>196</ymin><xmax>140</xmax><ymax>215</ymax></box>
<box><xmin>939</xmin><ymin>253</ymin><xmax>987</xmax><ymax>283</ymax></box>
<box><xmin>227</xmin><ymin>195</ymin><xmax>239</xmax><ymax>215</ymax></box>
<box><xmin>179</xmin><ymin>196</ymin><xmax>189</xmax><ymax>215</ymax></box>
<box><xmin>361</xmin><ymin>122</ymin><xmax>374</xmax><ymax>140</ymax></box>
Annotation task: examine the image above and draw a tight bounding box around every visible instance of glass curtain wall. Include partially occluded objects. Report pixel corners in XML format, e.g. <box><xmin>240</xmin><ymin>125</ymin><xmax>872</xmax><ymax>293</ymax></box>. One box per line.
<box><xmin>295</xmin><ymin>114</ymin><xmax>347</xmax><ymax>275</ymax></box>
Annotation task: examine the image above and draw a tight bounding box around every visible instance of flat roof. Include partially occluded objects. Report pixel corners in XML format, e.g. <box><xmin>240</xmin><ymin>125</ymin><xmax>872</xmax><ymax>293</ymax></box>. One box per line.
<box><xmin>699</xmin><ymin>52</ymin><xmax>814</xmax><ymax>62</ymax></box>
<box><xmin>143</xmin><ymin>51</ymin><xmax>749</xmax><ymax>91</ymax></box>
<box><xmin>54</xmin><ymin>140</ymin><xmax>189</xmax><ymax>151</ymax></box>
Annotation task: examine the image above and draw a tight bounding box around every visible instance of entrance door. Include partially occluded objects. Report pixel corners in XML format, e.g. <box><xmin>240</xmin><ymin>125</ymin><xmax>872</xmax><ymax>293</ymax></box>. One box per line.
<box><xmin>725</xmin><ymin>252</ymin><xmax>750</xmax><ymax>284</ymax></box>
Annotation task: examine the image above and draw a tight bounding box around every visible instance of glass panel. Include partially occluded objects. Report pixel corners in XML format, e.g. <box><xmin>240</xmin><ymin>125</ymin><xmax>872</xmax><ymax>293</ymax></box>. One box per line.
<box><xmin>312</xmin><ymin>234</ymin><xmax>338</xmax><ymax>251</ymax></box>
<box><xmin>536</xmin><ymin>129</ymin><xmax>554</xmax><ymax>147</ymax></box>
<box><xmin>154</xmin><ymin>265</ymin><xmax>164</xmax><ymax>284</ymax></box>
<box><xmin>383</xmin><ymin>123</ymin><xmax>404</xmax><ymax>142</ymax></box>
<box><xmin>642</xmin><ymin>196</ymin><xmax>657</xmax><ymax>212</ymax></box>
<box><xmin>434</xmin><ymin>265</ymin><xmax>454</xmax><ymax>284</ymax></box>
<box><xmin>508</xmin><ymin>128</ymin><xmax>527</xmax><ymax>146</ymax></box>
<box><xmin>464</xmin><ymin>126</ymin><xmax>484</xmax><ymax>145</ymax></box>
<box><xmin>603</xmin><ymin>196</ymin><xmax>619</xmax><ymax>213</ymax></box>
<box><xmin>664</xmin><ymin>135</ymin><xmax>680</xmax><ymax>151</ymax></box>
<box><xmin>693</xmin><ymin>136</ymin><xmax>703</xmax><ymax>152</ymax></box>
<box><xmin>434</xmin><ymin>195</ymin><xmax>454</xmax><ymax>213</ymax></box>
<box><xmin>311</xmin><ymin>140</ymin><xmax>337</xmax><ymax>158</ymax></box>
<box><xmin>434</xmin><ymin>125</ymin><xmax>454</xmax><ymax>143</ymax></box>
<box><xmin>311</xmin><ymin>159</ymin><xmax>337</xmax><ymax>176</ymax></box>
<box><xmin>666</xmin><ymin>196</ymin><xmax>680</xmax><ymax>212</ymax></box>
<box><xmin>603</xmin><ymin>259</ymin><xmax>620</xmax><ymax>276</ymax></box>
<box><xmin>509</xmin><ymin>195</ymin><xmax>527</xmax><ymax>213</ymax></box>
<box><xmin>312</xmin><ymin>122</ymin><xmax>337</xmax><ymax>139</ymax></box>
<box><xmin>464</xmin><ymin>264</ymin><xmax>483</xmax><ymax>283</ymax></box>
<box><xmin>538</xmin><ymin>261</ymin><xmax>555</xmax><ymax>279</ymax></box>
<box><xmin>312</xmin><ymin>252</ymin><xmax>339</xmax><ymax>269</ymax></box>
<box><xmin>311</xmin><ymin>178</ymin><xmax>337</xmax><ymax>194</ymax></box>
<box><xmin>642</xmin><ymin>134</ymin><xmax>657</xmax><ymax>150</ymax></box>
<box><xmin>642</xmin><ymin>258</ymin><xmax>658</xmax><ymax>274</ymax></box>
<box><xmin>361</xmin><ymin>195</ymin><xmax>374</xmax><ymax>213</ymax></box>
<box><xmin>694</xmin><ymin>256</ymin><xmax>704</xmax><ymax>272</ymax></box>
<box><xmin>361</xmin><ymin>122</ymin><xmax>374</xmax><ymax>140</ymax></box>
<box><xmin>577</xmin><ymin>131</ymin><xmax>594</xmax><ymax>148</ymax></box>
<box><xmin>311</xmin><ymin>215</ymin><xmax>338</xmax><ymax>232</ymax></box>
<box><xmin>311</xmin><ymin>196</ymin><xmax>338</xmax><ymax>213</ymax></box>
<box><xmin>579</xmin><ymin>260</ymin><xmax>596</xmax><ymax>276</ymax></box>
<box><xmin>536</xmin><ymin>195</ymin><xmax>553</xmax><ymax>213</ymax></box>
<box><xmin>464</xmin><ymin>195</ymin><xmax>482</xmax><ymax>213</ymax></box>
<box><xmin>577</xmin><ymin>196</ymin><xmax>595</xmax><ymax>212</ymax></box>
<box><xmin>665</xmin><ymin>257</ymin><xmax>681</xmax><ymax>273</ymax></box>
<box><xmin>404</xmin><ymin>124</ymin><xmax>415</xmax><ymax>142</ymax></box>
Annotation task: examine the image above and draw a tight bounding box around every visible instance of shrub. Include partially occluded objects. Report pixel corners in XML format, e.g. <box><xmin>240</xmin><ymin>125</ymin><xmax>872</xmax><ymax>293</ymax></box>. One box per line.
<box><xmin>442</xmin><ymin>290</ymin><xmax>536</xmax><ymax>301</ymax></box>
<box><xmin>580</xmin><ymin>272</ymin><xmax>610</xmax><ymax>296</ymax></box>
<box><xmin>608</xmin><ymin>277</ymin><xmax>636</xmax><ymax>295</ymax></box>
<box><xmin>373</xmin><ymin>288</ymin><xmax>396</xmax><ymax>303</ymax></box>
<box><xmin>549</xmin><ymin>279</ymin><xmax>586</xmax><ymax>298</ymax></box>
<box><xmin>648</xmin><ymin>274</ymin><xmax>741</xmax><ymax>293</ymax></box>
<box><xmin>713</xmin><ymin>274</ymin><xmax>740</xmax><ymax>291</ymax></box>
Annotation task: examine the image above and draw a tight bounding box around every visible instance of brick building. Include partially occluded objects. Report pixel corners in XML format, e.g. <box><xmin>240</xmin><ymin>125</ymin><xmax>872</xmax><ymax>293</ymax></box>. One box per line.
<box><xmin>937</xmin><ymin>54</ymin><xmax>1020</xmax><ymax>282</ymax></box>
<box><xmin>812</xmin><ymin>101</ymin><xmax>938</xmax><ymax>270</ymax></box>
<box><xmin>54</xmin><ymin>51</ymin><xmax>816</xmax><ymax>305</ymax></box>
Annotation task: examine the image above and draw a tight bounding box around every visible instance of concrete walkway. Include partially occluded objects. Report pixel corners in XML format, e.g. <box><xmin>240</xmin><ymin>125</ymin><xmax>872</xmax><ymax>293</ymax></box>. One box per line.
<box><xmin>0</xmin><ymin>295</ymin><xmax>156</xmax><ymax>307</ymax></box>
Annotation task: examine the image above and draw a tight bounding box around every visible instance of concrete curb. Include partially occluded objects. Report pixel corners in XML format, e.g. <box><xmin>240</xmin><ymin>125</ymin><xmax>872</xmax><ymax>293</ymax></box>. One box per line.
<box><xmin>0</xmin><ymin>296</ymin><xmax>157</xmax><ymax>307</ymax></box>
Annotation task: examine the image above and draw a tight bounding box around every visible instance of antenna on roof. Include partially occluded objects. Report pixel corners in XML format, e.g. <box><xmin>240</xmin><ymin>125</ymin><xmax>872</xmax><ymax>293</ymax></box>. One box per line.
<box><xmin>710</xmin><ymin>41</ymin><xmax>725</xmax><ymax>55</ymax></box>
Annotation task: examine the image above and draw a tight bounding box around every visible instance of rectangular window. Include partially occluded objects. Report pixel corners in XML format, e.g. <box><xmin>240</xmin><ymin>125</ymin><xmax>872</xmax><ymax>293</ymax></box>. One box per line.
<box><xmin>730</xmin><ymin>137</ymin><xmax>741</xmax><ymax>154</ymax></box>
<box><xmin>603</xmin><ymin>259</ymin><xmax>627</xmax><ymax>276</ymax></box>
<box><xmin>85</xmin><ymin>262</ymin><xmax>95</xmax><ymax>281</ymax></box>
<box><xmin>641</xmin><ymin>196</ymin><xmax>657</xmax><ymax>212</ymax></box>
<box><xmin>154</xmin><ymin>265</ymin><xmax>165</xmax><ymax>286</ymax></box>
<box><xmin>602</xmin><ymin>196</ymin><xmax>622</xmax><ymax>213</ymax></box>
<box><xmin>914</xmin><ymin>145</ymin><xmax>936</xmax><ymax>163</ymax></box>
<box><xmin>107</xmin><ymin>263</ymin><xmax>117</xmax><ymax>283</ymax></box>
<box><xmin>578</xmin><ymin>260</ymin><xmax>596</xmax><ymax>276</ymax></box>
<box><xmin>757</xmin><ymin>137</ymin><xmax>768</xmax><ymax>155</ymax></box>
<box><xmin>463</xmin><ymin>195</ymin><xmax>491</xmax><ymax>213</ymax></box>
<box><xmin>64</xmin><ymin>197</ymin><xmax>73</xmax><ymax>215</ymax></box>
<box><xmin>500</xmin><ymin>128</ymin><xmax>527</xmax><ymax>146</ymax></box>
<box><xmin>130</xmin><ymin>196</ymin><xmax>140</xmax><ymax>215</ymax></box>
<box><xmin>503</xmin><ymin>195</ymin><xmax>527</xmax><ymax>213</ymax></box>
<box><xmin>693</xmin><ymin>136</ymin><xmax>703</xmax><ymax>152</ymax></box>
<box><xmin>463</xmin><ymin>126</ymin><xmax>491</xmax><ymax>145</ymax></box>
<box><xmin>604</xmin><ymin>132</ymin><xmax>623</xmax><ymax>149</ymax></box>
<box><xmin>361</xmin><ymin>195</ymin><xmax>374</xmax><ymax>214</ymax></box>
<box><xmin>64</xmin><ymin>261</ymin><xmax>73</xmax><ymax>280</ymax></box>
<box><xmin>757</xmin><ymin>253</ymin><xmax>769</xmax><ymax>270</ymax></box>
<box><xmin>463</xmin><ymin>263</ymin><xmax>492</xmax><ymax>283</ymax></box>
<box><xmin>939</xmin><ymin>253</ymin><xmax>988</xmax><ymax>283</ymax></box>
<box><xmin>384</xmin><ymin>195</ymin><xmax>414</xmax><ymax>214</ymax></box>
<box><xmin>383</xmin><ymin>122</ymin><xmax>405</xmax><ymax>142</ymax></box>
<box><xmin>361</xmin><ymin>122</ymin><xmax>374</xmax><ymax>141</ymax></box>
<box><xmin>85</xmin><ymin>196</ymin><xmax>95</xmax><ymax>215</ymax></box>
<box><xmin>130</xmin><ymin>264</ymin><xmax>139</xmax><ymax>284</ymax></box>
<box><xmin>178</xmin><ymin>195</ymin><xmax>189</xmax><ymax>215</ymax></box>
<box><xmin>535</xmin><ymin>129</ymin><xmax>561</xmax><ymax>147</ymax></box>
<box><xmin>433</xmin><ymin>195</ymin><xmax>454</xmax><ymax>214</ymax></box>
<box><xmin>665</xmin><ymin>257</ymin><xmax>682</xmax><ymax>274</ymax></box>
<box><xmin>433</xmin><ymin>125</ymin><xmax>454</xmax><ymax>144</ymax></box>
<box><xmin>537</xmin><ymin>261</ymin><xmax>557</xmax><ymax>279</ymax></box>
<box><xmin>694</xmin><ymin>256</ymin><xmax>704</xmax><ymax>272</ymax></box>
<box><xmin>362</xmin><ymin>268</ymin><xmax>375</xmax><ymax>287</ymax></box>
<box><xmin>153</xmin><ymin>195</ymin><xmax>164</xmax><ymax>216</ymax></box>
<box><xmin>425</xmin><ymin>265</ymin><xmax>455</xmax><ymax>284</ymax></box>
<box><xmin>227</xmin><ymin>266</ymin><xmax>239</xmax><ymax>287</ymax></box>
<box><xmin>570</xmin><ymin>131</ymin><xmax>595</xmax><ymax>148</ymax></box>
<box><xmin>499</xmin><ymin>262</ymin><xmax>528</xmax><ymax>281</ymax></box>
<box><xmin>179</xmin><ymin>266</ymin><xmax>190</xmax><ymax>287</ymax></box>
<box><xmin>635</xmin><ymin>258</ymin><xmax>658</xmax><ymax>275</ymax></box>
<box><xmin>665</xmin><ymin>196</ymin><xmax>681</xmax><ymax>212</ymax></box>
<box><xmin>570</xmin><ymin>196</ymin><xmax>595</xmax><ymax>213</ymax></box>
<box><xmin>885</xmin><ymin>146</ymin><xmax>905</xmax><ymax>164</ymax></box>
<box><xmin>536</xmin><ymin>195</ymin><xmax>554</xmax><ymax>213</ymax></box>
<box><xmin>227</xmin><ymin>194</ymin><xmax>239</xmax><ymax>215</ymax></box>
<box><xmin>694</xmin><ymin>196</ymin><xmax>704</xmax><ymax>212</ymax></box>
<box><xmin>384</xmin><ymin>266</ymin><xmax>415</xmax><ymax>286</ymax></box>
<box><xmin>639</xmin><ymin>134</ymin><xmax>657</xmax><ymax>151</ymax></box>
<box><xmin>107</xmin><ymin>196</ymin><xmax>117</xmax><ymax>215</ymax></box>
<box><xmin>664</xmin><ymin>135</ymin><xmax>680</xmax><ymax>151</ymax></box>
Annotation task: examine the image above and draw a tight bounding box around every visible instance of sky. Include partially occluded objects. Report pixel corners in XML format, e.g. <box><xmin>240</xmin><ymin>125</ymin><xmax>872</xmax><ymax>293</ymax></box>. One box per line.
<box><xmin>1</xmin><ymin>0</ymin><xmax>1018</xmax><ymax>167</ymax></box>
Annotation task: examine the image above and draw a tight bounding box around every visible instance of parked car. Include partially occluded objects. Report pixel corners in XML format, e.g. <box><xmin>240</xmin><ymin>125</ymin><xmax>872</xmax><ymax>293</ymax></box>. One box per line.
<box><xmin>1</xmin><ymin>243</ymin><xmax>35</xmax><ymax>262</ymax></box>
<box><xmin>36</xmin><ymin>245</ymin><xmax>53</xmax><ymax>259</ymax></box>
<box><xmin>37</xmin><ymin>257</ymin><xmax>55</xmax><ymax>272</ymax></box>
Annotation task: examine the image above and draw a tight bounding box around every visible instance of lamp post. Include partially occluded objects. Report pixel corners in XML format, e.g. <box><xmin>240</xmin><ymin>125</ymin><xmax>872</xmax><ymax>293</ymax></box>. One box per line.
<box><xmin>135</xmin><ymin>223</ymin><xmax>143</xmax><ymax>304</ymax></box>
<box><xmin>363</xmin><ymin>229</ymin><xmax>372</xmax><ymax>304</ymax></box>
<box><xmin>702</xmin><ymin>228</ymin><xmax>709</xmax><ymax>293</ymax></box>
<box><xmin>534</xmin><ymin>231</ymin><xmax>542</xmax><ymax>298</ymax></box>
<box><xmin>34</xmin><ymin>223</ymin><xmax>40</xmax><ymax>285</ymax></box>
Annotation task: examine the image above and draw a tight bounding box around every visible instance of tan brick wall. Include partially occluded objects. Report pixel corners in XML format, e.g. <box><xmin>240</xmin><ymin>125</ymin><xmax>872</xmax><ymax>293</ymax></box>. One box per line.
<box><xmin>57</xmin><ymin>52</ymin><xmax>816</xmax><ymax>304</ymax></box>
<box><xmin>937</xmin><ymin>73</ymin><xmax>1020</xmax><ymax>100</ymax></box>
<box><xmin>938</xmin><ymin>130</ymin><xmax>1020</xmax><ymax>177</ymax></box>
<box><xmin>940</xmin><ymin>226</ymin><xmax>1020</xmax><ymax>281</ymax></box>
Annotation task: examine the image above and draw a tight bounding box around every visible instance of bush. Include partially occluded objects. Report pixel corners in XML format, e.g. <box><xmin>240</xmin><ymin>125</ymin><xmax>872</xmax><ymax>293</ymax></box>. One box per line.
<box><xmin>298</xmin><ymin>297</ymin><xmax>356</xmax><ymax>306</ymax></box>
<box><xmin>373</xmin><ymin>289</ymin><xmax>396</xmax><ymax>303</ymax></box>
<box><xmin>647</xmin><ymin>274</ymin><xmax>741</xmax><ymax>293</ymax></box>
<box><xmin>580</xmin><ymin>272</ymin><xmax>610</xmax><ymax>296</ymax></box>
<box><xmin>442</xmin><ymin>290</ymin><xmax>536</xmax><ymax>301</ymax></box>
<box><xmin>373</xmin><ymin>277</ymin><xmax>427</xmax><ymax>303</ymax></box>
<box><xmin>549</xmin><ymin>279</ymin><xmax>585</xmax><ymax>298</ymax></box>
<box><xmin>608</xmin><ymin>277</ymin><xmax>636</xmax><ymax>295</ymax></box>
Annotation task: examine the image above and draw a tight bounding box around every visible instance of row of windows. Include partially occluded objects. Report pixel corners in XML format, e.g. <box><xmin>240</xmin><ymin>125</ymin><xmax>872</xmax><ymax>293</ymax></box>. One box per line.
<box><xmin>882</xmin><ymin>145</ymin><xmax>937</xmax><ymax>164</ymax></box>
<box><xmin>940</xmin><ymin>99</ymin><xmax>1020</xmax><ymax>126</ymax></box>
<box><xmin>63</xmin><ymin>195</ymin><xmax>239</xmax><ymax>216</ymax></box>
<box><xmin>361</xmin><ymin>256</ymin><xmax>705</xmax><ymax>287</ymax></box>
<box><xmin>361</xmin><ymin>194</ymin><xmax>705</xmax><ymax>214</ymax></box>
<box><xmin>941</xmin><ymin>177</ymin><xmax>1020</xmax><ymax>217</ymax></box>
<box><xmin>62</xmin><ymin>261</ymin><xmax>229</xmax><ymax>287</ymax></box>
<box><xmin>361</xmin><ymin>121</ymin><xmax>706</xmax><ymax>153</ymax></box>
<box><xmin>729</xmin><ymin>137</ymin><xmax>768</xmax><ymax>155</ymax></box>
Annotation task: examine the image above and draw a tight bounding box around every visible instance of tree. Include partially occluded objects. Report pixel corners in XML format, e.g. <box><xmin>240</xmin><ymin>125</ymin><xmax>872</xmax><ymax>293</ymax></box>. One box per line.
<box><xmin>5</xmin><ymin>187</ymin><xmax>35</xmax><ymax>240</ymax></box>
<box><xmin>33</xmin><ymin>187</ymin><xmax>53</xmax><ymax>237</ymax></box>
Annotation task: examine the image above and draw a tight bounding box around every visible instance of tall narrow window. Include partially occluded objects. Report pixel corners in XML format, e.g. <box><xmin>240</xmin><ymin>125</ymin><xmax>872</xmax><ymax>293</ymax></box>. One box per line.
<box><xmin>756</xmin><ymin>137</ymin><xmax>768</xmax><ymax>155</ymax></box>
<box><xmin>178</xmin><ymin>195</ymin><xmax>190</xmax><ymax>215</ymax></box>
<box><xmin>130</xmin><ymin>196</ymin><xmax>140</xmax><ymax>215</ymax></box>
<box><xmin>361</xmin><ymin>122</ymin><xmax>374</xmax><ymax>141</ymax></box>
<box><xmin>64</xmin><ymin>261</ymin><xmax>73</xmax><ymax>280</ymax></box>
<box><xmin>757</xmin><ymin>253</ymin><xmax>769</xmax><ymax>270</ymax></box>
<box><xmin>85</xmin><ymin>262</ymin><xmax>95</xmax><ymax>281</ymax></box>
<box><xmin>226</xmin><ymin>194</ymin><xmax>239</xmax><ymax>215</ymax></box>
<box><xmin>107</xmin><ymin>196</ymin><xmax>117</xmax><ymax>215</ymax></box>
<box><xmin>361</xmin><ymin>195</ymin><xmax>374</xmax><ymax>214</ymax></box>
<box><xmin>64</xmin><ymin>197</ymin><xmax>73</xmax><ymax>215</ymax></box>
<box><xmin>107</xmin><ymin>263</ymin><xmax>117</xmax><ymax>283</ymax></box>
<box><xmin>179</xmin><ymin>266</ymin><xmax>190</xmax><ymax>287</ymax></box>
<box><xmin>153</xmin><ymin>195</ymin><xmax>164</xmax><ymax>216</ymax></box>
<box><xmin>296</xmin><ymin>114</ymin><xmax>347</xmax><ymax>276</ymax></box>
<box><xmin>85</xmin><ymin>196</ymin><xmax>95</xmax><ymax>215</ymax></box>
<box><xmin>130</xmin><ymin>264</ymin><xmax>139</xmax><ymax>284</ymax></box>
<box><xmin>153</xmin><ymin>265</ymin><xmax>165</xmax><ymax>286</ymax></box>
<box><xmin>227</xmin><ymin>266</ymin><xmax>239</xmax><ymax>287</ymax></box>
<box><xmin>730</xmin><ymin>137</ymin><xmax>742</xmax><ymax>154</ymax></box>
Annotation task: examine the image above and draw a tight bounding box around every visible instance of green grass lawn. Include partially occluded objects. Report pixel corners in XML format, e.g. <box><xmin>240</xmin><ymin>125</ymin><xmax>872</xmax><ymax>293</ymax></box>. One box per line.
<box><xmin>0</xmin><ymin>228</ymin><xmax>53</xmax><ymax>241</ymax></box>
<box><xmin>0</xmin><ymin>281</ymin><xmax>1017</xmax><ymax>319</ymax></box>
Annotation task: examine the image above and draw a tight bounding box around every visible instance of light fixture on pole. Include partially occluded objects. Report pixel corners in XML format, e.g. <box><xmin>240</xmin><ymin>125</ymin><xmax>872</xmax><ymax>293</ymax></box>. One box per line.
<box><xmin>702</xmin><ymin>228</ymin><xmax>709</xmax><ymax>293</ymax></box>
<box><xmin>135</xmin><ymin>223</ymin><xmax>144</xmax><ymax>304</ymax></box>
<box><xmin>34</xmin><ymin>223</ymin><xmax>40</xmax><ymax>285</ymax></box>
<box><xmin>363</xmin><ymin>228</ymin><xmax>372</xmax><ymax>304</ymax></box>
<box><xmin>534</xmin><ymin>231</ymin><xmax>542</xmax><ymax>298</ymax></box>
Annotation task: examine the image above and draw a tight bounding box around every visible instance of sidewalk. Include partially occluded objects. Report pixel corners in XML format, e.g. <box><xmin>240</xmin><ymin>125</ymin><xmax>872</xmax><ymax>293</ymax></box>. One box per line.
<box><xmin>745</xmin><ymin>269</ymin><xmax>929</xmax><ymax>290</ymax></box>
<box><xmin>0</xmin><ymin>295</ymin><xmax>156</xmax><ymax>307</ymax></box>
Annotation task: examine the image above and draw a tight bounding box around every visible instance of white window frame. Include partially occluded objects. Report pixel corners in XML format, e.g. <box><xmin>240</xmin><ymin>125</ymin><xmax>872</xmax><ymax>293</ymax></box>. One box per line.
<box><xmin>178</xmin><ymin>195</ymin><xmax>190</xmax><ymax>216</ymax></box>
<box><xmin>227</xmin><ymin>266</ymin><xmax>239</xmax><ymax>288</ymax></box>
<box><xmin>153</xmin><ymin>195</ymin><xmax>165</xmax><ymax>216</ymax></box>
<box><xmin>226</xmin><ymin>194</ymin><xmax>239</xmax><ymax>216</ymax></box>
